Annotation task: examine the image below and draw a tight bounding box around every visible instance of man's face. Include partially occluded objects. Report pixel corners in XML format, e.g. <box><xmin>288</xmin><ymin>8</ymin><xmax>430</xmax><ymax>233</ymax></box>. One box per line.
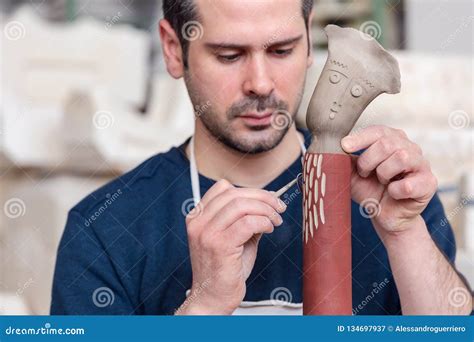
<box><xmin>184</xmin><ymin>0</ymin><xmax>312</xmax><ymax>154</ymax></box>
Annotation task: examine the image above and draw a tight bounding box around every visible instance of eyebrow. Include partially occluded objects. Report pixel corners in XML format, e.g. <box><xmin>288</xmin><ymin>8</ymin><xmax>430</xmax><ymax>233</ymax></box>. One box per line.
<box><xmin>205</xmin><ymin>34</ymin><xmax>304</xmax><ymax>50</ymax></box>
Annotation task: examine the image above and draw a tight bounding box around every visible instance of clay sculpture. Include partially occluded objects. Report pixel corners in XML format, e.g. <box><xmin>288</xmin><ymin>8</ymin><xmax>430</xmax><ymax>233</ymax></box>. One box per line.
<box><xmin>302</xmin><ymin>25</ymin><xmax>401</xmax><ymax>315</ymax></box>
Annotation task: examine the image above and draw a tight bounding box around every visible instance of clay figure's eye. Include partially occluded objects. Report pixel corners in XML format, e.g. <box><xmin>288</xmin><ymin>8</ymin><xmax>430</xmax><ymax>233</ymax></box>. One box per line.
<box><xmin>329</xmin><ymin>72</ymin><xmax>341</xmax><ymax>84</ymax></box>
<box><xmin>351</xmin><ymin>84</ymin><xmax>363</xmax><ymax>97</ymax></box>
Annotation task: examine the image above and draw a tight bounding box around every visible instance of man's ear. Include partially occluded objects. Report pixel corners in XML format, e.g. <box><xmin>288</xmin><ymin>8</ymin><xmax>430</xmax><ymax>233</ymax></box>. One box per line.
<box><xmin>306</xmin><ymin>10</ymin><xmax>314</xmax><ymax>68</ymax></box>
<box><xmin>159</xmin><ymin>19</ymin><xmax>185</xmax><ymax>79</ymax></box>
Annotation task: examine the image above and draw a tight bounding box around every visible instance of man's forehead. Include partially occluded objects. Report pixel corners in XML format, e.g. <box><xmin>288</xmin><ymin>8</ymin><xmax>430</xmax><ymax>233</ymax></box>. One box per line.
<box><xmin>195</xmin><ymin>0</ymin><xmax>301</xmax><ymax>17</ymax></box>
<box><xmin>195</xmin><ymin>0</ymin><xmax>305</xmax><ymax>43</ymax></box>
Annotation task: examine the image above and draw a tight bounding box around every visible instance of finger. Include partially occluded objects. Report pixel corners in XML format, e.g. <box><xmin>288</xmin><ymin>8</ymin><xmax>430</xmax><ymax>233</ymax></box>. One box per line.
<box><xmin>224</xmin><ymin>215</ymin><xmax>274</xmax><ymax>246</ymax></box>
<box><xmin>186</xmin><ymin>179</ymin><xmax>234</xmax><ymax>223</ymax></box>
<box><xmin>375</xmin><ymin>148</ymin><xmax>425</xmax><ymax>185</ymax></box>
<box><xmin>208</xmin><ymin>197</ymin><xmax>283</xmax><ymax>231</ymax></box>
<box><xmin>387</xmin><ymin>171</ymin><xmax>438</xmax><ymax>201</ymax></box>
<box><xmin>199</xmin><ymin>179</ymin><xmax>234</xmax><ymax>206</ymax></box>
<box><xmin>203</xmin><ymin>187</ymin><xmax>286</xmax><ymax>222</ymax></box>
<box><xmin>341</xmin><ymin>125</ymin><xmax>407</xmax><ymax>153</ymax></box>
<box><xmin>356</xmin><ymin>136</ymin><xmax>411</xmax><ymax>178</ymax></box>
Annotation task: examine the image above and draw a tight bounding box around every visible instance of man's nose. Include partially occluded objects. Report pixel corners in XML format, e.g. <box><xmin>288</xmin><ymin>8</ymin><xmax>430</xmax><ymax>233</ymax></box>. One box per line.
<box><xmin>242</xmin><ymin>55</ymin><xmax>275</xmax><ymax>98</ymax></box>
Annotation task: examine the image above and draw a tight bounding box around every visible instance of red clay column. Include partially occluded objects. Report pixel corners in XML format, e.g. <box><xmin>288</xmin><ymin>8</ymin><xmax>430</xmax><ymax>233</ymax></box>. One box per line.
<box><xmin>302</xmin><ymin>153</ymin><xmax>352</xmax><ymax>315</ymax></box>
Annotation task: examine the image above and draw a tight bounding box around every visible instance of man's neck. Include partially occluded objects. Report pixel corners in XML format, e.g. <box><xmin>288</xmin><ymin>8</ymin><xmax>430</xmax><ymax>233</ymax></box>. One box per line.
<box><xmin>186</xmin><ymin>120</ymin><xmax>304</xmax><ymax>188</ymax></box>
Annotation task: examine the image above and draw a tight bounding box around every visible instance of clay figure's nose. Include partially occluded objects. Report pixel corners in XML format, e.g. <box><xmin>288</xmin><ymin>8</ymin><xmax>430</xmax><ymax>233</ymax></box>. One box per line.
<box><xmin>330</xmin><ymin>101</ymin><xmax>342</xmax><ymax>113</ymax></box>
<box><xmin>329</xmin><ymin>101</ymin><xmax>342</xmax><ymax>119</ymax></box>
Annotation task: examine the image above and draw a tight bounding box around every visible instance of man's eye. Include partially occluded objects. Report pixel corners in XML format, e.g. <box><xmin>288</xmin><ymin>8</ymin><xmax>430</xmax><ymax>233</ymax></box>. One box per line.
<box><xmin>272</xmin><ymin>48</ymin><xmax>293</xmax><ymax>56</ymax></box>
<box><xmin>218</xmin><ymin>54</ymin><xmax>241</xmax><ymax>62</ymax></box>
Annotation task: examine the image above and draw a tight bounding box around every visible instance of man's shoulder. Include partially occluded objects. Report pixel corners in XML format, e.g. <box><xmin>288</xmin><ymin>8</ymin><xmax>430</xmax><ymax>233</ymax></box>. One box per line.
<box><xmin>70</xmin><ymin>143</ymin><xmax>188</xmax><ymax>221</ymax></box>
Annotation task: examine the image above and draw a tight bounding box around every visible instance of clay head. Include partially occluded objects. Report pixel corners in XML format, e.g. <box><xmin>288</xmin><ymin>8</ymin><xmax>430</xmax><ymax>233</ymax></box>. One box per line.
<box><xmin>306</xmin><ymin>25</ymin><xmax>401</xmax><ymax>153</ymax></box>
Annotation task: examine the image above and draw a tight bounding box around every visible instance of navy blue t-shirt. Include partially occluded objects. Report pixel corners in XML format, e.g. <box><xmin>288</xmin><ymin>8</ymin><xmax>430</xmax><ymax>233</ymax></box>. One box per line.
<box><xmin>50</xmin><ymin>129</ymin><xmax>457</xmax><ymax>315</ymax></box>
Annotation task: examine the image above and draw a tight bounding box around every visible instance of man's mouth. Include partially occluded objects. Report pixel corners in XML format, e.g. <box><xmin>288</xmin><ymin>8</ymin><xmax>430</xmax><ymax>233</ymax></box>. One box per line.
<box><xmin>238</xmin><ymin>112</ymin><xmax>273</xmax><ymax>126</ymax></box>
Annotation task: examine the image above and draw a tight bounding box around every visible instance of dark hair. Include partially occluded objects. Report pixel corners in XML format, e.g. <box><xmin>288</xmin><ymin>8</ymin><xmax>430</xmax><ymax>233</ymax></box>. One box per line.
<box><xmin>162</xmin><ymin>0</ymin><xmax>314</xmax><ymax>68</ymax></box>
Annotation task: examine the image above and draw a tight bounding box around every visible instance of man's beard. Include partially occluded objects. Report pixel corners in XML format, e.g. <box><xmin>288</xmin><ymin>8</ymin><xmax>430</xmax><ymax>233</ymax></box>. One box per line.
<box><xmin>200</xmin><ymin>96</ymin><xmax>295</xmax><ymax>154</ymax></box>
<box><xmin>185</xmin><ymin>75</ymin><xmax>305</xmax><ymax>154</ymax></box>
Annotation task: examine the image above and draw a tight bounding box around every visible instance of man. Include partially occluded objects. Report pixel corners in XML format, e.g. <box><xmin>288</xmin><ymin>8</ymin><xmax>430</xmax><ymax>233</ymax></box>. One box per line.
<box><xmin>51</xmin><ymin>0</ymin><xmax>472</xmax><ymax>315</ymax></box>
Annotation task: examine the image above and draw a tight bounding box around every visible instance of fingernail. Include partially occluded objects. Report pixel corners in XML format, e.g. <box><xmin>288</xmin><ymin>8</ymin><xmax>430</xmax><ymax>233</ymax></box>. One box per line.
<box><xmin>277</xmin><ymin>214</ymin><xmax>283</xmax><ymax>226</ymax></box>
<box><xmin>341</xmin><ymin>137</ymin><xmax>354</xmax><ymax>150</ymax></box>
<box><xmin>277</xmin><ymin>199</ymin><xmax>287</xmax><ymax>212</ymax></box>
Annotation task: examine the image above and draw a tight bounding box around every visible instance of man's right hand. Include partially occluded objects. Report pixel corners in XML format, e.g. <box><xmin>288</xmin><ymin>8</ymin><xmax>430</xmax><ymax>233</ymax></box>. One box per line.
<box><xmin>176</xmin><ymin>179</ymin><xmax>287</xmax><ymax>315</ymax></box>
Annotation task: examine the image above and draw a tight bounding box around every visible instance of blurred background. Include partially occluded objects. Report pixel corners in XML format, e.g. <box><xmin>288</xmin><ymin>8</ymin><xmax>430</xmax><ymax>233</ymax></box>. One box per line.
<box><xmin>0</xmin><ymin>0</ymin><xmax>472</xmax><ymax>314</ymax></box>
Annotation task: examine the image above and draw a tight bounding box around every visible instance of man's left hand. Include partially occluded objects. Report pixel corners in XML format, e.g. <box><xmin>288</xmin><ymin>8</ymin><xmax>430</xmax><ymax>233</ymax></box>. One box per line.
<box><xmin>341</xmin><ymin>125</ymin><xmax>438</xmax><ymax>237</ymax></box>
